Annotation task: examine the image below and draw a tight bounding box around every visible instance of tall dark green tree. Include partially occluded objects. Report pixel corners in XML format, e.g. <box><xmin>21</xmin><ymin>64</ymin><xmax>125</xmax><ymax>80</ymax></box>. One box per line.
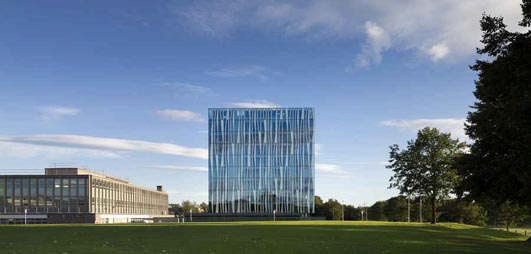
<box><xmin>368</xmin><ymin>201</ymin><xmax>387</xmax><ymax>221</ymax></box>
<box><xmin>388</xmin><ymin>127</ymin><xmax>465</xmax><ymax>224</ymax></box>
<box><xmin>462</xmin><ymin>0</ymin><xmax>531</xmax><ymax>207</ymax></box>
<box><xmin>384</xmin><ymin>196</ymin><xmax>409</xmax><ymax>222</ymax></box>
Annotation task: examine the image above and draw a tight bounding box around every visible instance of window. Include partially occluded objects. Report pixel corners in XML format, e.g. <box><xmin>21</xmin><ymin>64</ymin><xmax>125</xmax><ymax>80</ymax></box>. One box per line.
<box><xmin>0</xmin><ymin>177</ymin><xmax>4</xmax><ymax>212</ymax></box>
<box><xmin>61</xmin><ymin>178</ymin><xmax>69</xmax><ymax>212</ymax></box>
<box><xmin>6</xmin><ymin>179</ymin><xmax>13</xmax><ymax>212</ymax></box>
<box><xmin>14</xmin><ymin>178</ymin><xmax>21</xmax><ymax>211</ymax></box>
<box><xmin>79</xmin><ymin>178</ymin><xmax>86</xmax><ymax>197</ymax></box>
<box><xmin>30</xmin><ymin>178</ymin><xmax>37</xmax><ymax>207</ymax></box>
<box><xmin>38</xmin><ymin>178</ymin><xmax>45</xmax><ymax>212</ymax></box>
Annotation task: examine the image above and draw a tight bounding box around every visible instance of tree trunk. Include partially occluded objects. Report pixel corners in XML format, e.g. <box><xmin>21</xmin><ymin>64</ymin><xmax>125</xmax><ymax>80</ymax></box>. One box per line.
<box><xmin>419</xmin><ymin>197</ymin><xmax>423</xmax><ymax>223</ymax></box>
<box><xmin>407</xmin><ymin>196</ymin><xmax>411</xmax><ymax>222</ymax></box>
<box><xmin>431</xmin><ymin>197</ymin><xmax>436</xmax><ymax>224</ymax></box>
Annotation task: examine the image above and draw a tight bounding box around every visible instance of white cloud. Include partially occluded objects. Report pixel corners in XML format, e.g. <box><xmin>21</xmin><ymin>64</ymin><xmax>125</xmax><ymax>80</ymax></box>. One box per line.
<box><xmin>356</xmin><ymin>21</ymin><xmax>391</xmax><ymax>67</ymax></box>
<box><xmin>175</xmin><ymin>0</ymin><xmax>524</xmax><ymax>63</ymax></box>
<box><xmin>38</xmin><ymin>106</ymin><xmax>80</xmax><ymax>120</ymax></box>
<box><xmin>161</xmin><ymin>82</ymin><xmax>212</xmax><ymax>96</ymax></box>
<box><xmin>156</xmin><ymin>109</ymin><xmax>205</xmax><ymax>122</ymax></box>
<box><xmin>316</xmin><ymin>163</ymin><xmax>349</xmax><ymax>176</ymax></box>
<box><xmin>0</xmin><ymin>142</ymin><xmax>120</xmax><ymax>159</ymax></box>
<box><xmin>381</xmin><ymin>118</ymin><xmax>467</xmax><ymax>140</ymax></box>
<box><xmin>427</xmin><ymin>43</ymin><xmax>450</xmax><ymax>61</ymax></box>
<box><xmin>0</xmin><ymin>134</ymin><xmax>208</xmax><ymax>159</ymax></box>
<box><xmin>230</xmin><ymin>100</ymin><xmax>280</xmax><ymax>108</ymax></box>
<box><xmin>207</xmin><ymin>65</ymin><xmax>269</xmax><ymax>80</ymax></box>
<box><xmin>143</xmin><ymin>165</ymin><xmax>208</xmax><ymax>172</ymax></box>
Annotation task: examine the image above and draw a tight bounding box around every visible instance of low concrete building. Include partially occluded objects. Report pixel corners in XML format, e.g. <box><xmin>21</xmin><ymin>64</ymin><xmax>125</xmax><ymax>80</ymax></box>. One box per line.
<box><xmin>0</xmin><ymin>167</ymin><xmax>169</xmax><ymax>224</ymax></box>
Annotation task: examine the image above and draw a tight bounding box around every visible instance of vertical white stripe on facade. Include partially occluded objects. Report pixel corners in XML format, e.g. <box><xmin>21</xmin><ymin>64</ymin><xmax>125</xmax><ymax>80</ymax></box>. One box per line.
<box><xmin>208</xmin><ymin>108</ymin><xmax>314</xmax><ymax>215</ymax></box>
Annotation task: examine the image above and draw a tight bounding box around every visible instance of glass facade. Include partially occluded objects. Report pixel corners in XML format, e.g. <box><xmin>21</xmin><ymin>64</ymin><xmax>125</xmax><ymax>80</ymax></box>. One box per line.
<box><xmin>209</xmin><ymin>108</ymin><xmax>315</xmax><ymax>215</ymax></box>
<box><xmin>0</xmin><ymin>176</ymin><xmax>89</xmax><ymax>214</ymax></box>
<box><xmin>0</xmin><ymin>172</ymin><xmax>168</xmax><ymax>217</ymax></box>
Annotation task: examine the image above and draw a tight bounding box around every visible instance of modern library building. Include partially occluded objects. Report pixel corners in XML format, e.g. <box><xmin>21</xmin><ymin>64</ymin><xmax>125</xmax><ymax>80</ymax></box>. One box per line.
<box><xmin>208</xmin><ymin>108</ymin><xmax>315</xmax><ymax>216</ymax></box>
<box><xmin>0</xmin><ymin>167</ymin><xmax>169</xmax><ymax>224</ymax></box>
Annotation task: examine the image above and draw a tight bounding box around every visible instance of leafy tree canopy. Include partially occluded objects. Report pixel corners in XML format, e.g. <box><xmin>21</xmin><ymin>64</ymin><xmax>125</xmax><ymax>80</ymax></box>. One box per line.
<box><xmin>463</xmin><ymin>0</ymin><xmax>531</xmax><ymax>207</ymax></box>
<box><xmin>388</xmin><ymin>127</ymin><xmax>465</xmax><ymax>223</ymax></box>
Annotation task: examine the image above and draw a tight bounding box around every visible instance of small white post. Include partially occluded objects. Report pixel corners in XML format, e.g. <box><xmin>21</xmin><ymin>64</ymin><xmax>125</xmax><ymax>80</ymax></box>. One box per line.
<box><xmin>190</xmin><ymin>209</ymin><xmax>192</xmax><ymax>222</ymax></box>
<box><xmin>24</xmin><ymin>209</ymin><xmax>27</xmax><ymax>225</ymax></box>
<box><xmin>273</xmin><ymin>210</ymin><xmax>276</xmax><ymax>221</ymax></box>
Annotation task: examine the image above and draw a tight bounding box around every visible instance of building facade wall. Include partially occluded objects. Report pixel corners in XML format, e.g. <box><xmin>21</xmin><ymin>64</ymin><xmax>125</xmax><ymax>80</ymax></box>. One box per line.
<box><xmin>0</xmin><ymin>175</ymin><xmax>89</xmax><ymax>214</ymax></box>
<box><xmin>90</xmin><ymin>175</ymin><xmax>168</xmax><ymax>216</ymax></box>
<box><xmin>0</xmin><ymin>170</ymin><xmax>168</xmax><ymax>223</ymax></box>
<box><xmin>209</xmin><ymin>108</ymin><xmax>315</xmax><ymax>215</ymax></box>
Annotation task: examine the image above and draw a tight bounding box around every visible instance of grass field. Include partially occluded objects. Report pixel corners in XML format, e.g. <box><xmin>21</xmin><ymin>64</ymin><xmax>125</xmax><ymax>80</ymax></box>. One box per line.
<box><xmin>0</xmin><ymin>221</ymin><xmax>529</xmax><ymax>254</ymax></box>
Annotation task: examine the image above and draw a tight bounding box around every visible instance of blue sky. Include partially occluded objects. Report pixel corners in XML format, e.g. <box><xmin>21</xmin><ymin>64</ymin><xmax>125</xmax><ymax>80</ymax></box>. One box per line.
<box><xmin>0</xmin><ymin>0</ymin><xmax>525</xmax><ymax>205</ymax></box>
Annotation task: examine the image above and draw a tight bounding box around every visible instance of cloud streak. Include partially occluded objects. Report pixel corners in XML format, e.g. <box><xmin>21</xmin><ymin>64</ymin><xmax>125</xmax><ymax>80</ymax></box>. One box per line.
<box><xmin>161</xmin><ymin>82</ymin><xmax>212</xmax><ymax>96</ymax></box>
<box><xmin>38</xmin><ymin>106</ymin><xmax>80</xmax><ymax>120</ymax></box>
<box><xmin>156</xmin><ymin>109</ymin><xmax>205</xmax><ymax>122</ymax></box>
<box><xmin>0</xmin><ymin>134</ymin><xmax>208</xmax><ymax>159</ymax></box>
<box><xmin>143</xmin><ymin>165</ymin><xmax>208</xmax><ymax>172</ymax></box>
<box><xmin>316</xmin><ymin>163</ymin><xmax>350</xmax><ymax>177</ymax></box>
<box><xmin>381</xmin><ymin>118</ymin><xmax>467</xmax><ymax>140</ymax></box>
<box><xmin>230</xmin><ymin>100</ymin><xmax>280</xmax><ymax>108</ymax></box>
<box><xmin>0</xmin><ymin>142</ymin><xmax>121</xmax><ymax>159</ymax></box>
<box><xmin>207</xmin><ymin>65</ymin><xmax>269</xmax><ymax>80</ymax></box>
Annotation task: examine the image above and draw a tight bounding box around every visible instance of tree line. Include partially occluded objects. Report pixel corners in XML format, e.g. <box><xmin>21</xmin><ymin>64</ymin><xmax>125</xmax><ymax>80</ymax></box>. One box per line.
<box><xmin>169</xmin><ymin>200</ymin><xmax>208</xmax><ymax>215</ymax></box>
<box><xmin>315</xmin><ymin>195</ymin><xmax>530</xmax><ymax>229</ymax></box>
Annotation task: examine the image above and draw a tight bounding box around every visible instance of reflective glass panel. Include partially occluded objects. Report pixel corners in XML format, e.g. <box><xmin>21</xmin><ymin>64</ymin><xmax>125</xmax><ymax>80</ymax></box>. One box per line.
<box><xmin>208</xmin><ymin>108</ymin><xmax>315</xmax><ymax>215</ymax></box>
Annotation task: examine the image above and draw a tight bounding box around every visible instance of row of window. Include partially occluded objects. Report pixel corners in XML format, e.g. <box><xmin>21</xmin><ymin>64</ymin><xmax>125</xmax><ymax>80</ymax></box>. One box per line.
<box><xmin>209</xmin><ymin>108</ymin><xmax>314</xmax><ymax>118</ymax></box>
<box><xmin>210</xmin><ymin>173</ymin><xmax>314</xmax><ymax>178</ymax></box>
<box><xmin>90</xmin><ymin>177</ymin><xmax>168</xmax><ymax>215</ymax></box>
<box><xmin>0</xmin><ymin>177</ymin><xmax>89</xmax><ymax>214</ymax></box>
<box><xmin>209</xmin><ymin>128</ymin><xmax>314</xmax><ymax>134</ymax></box>
<box><xmin>0</xmin><ymin>177</ymin><xmax>88</xmax><ymax>200</ymax></box>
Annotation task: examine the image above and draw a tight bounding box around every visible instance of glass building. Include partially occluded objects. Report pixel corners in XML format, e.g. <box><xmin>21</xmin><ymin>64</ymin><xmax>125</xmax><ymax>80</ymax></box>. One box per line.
<box><xmin>209</xmin><ymin>108</ymin><xmax>315</xmax><ymax>215</ymax></box>
<box><xmin>0</xmin><ymin>167</ymin><xmax>168</xmax><ymax>223</ymax></box>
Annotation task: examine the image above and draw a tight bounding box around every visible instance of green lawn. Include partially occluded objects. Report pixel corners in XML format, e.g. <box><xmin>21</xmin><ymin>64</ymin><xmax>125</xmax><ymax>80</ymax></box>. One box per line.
<box><xmin>0</xmin><ymin>221</ymin><xmax>529</xmax><ymax>254</ymax></box>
